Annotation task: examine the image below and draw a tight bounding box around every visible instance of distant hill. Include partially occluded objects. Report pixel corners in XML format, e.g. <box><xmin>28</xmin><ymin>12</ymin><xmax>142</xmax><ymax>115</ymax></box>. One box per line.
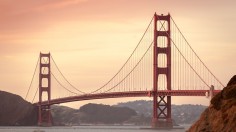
<box><xmin>0</xmin><ymin>90</ymin><xmax>207</xmax><ymax>126</ymax></box>
<box><xmin>52</xmin><ymin>101</ymin><xmax>207</xmax><ymax>125</ymax></box>
<box><xmin>51</xmin><ymin>103</ymin><xmax>137</xmax><ymax>125</ymax></box>
<box><xmin>51</xmin><ymin>105</ymin><xmax>81</xmax><ymax>126</ymax></box>
<box><xmin>79</xmin><ymin>103</ymin><xmax>136</xmax><ymax>124</ymax></box>
<box><xmin>0</xmin><ymin>91</ymin><xmax>37</xmax><ymax>126</ymax></box>
<box><xmin>116</xmin><ymin>100</ymin><xmax>207</xmax><ymax>124</ymax></box>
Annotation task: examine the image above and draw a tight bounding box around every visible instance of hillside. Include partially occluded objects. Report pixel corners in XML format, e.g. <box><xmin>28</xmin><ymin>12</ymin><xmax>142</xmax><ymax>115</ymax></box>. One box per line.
<box><xmin>0</xmin><ymin>90</ymin><xmax>208</xmax><ymax>126</ymax></box>
<box><xmin>51</xmin><ymin>103</ymin><xmax>137</xmax><ymax>125</ymax></box>
<box><xmin>51</xmin><ymin>105</ymin><xmax>81</xmax><ymax>125</ymax></box>
<box><xmin>0</xmin><ymin>91</ymin><xmax>37</xmax><ymax>126</ymax></box>
<box><xmin>116</xmin><ymin>100</ymin><xmax>207</xmax><ymax>124</ymax></box>
<box><xmin>79</xmin><ymin>103</ymin><xmax>136</xmax><ymax>124</ymax></box>
<box><xmin>0</xmin><ymin>91</ymin><xmax>137</xmax><ymax>126</ymax></box>
<box><xmin>188</xmin><ymin>75</ymin><xmax>236</xmax><ymax>131</ymax></box>
<box><xmin>51</xmin><ymin>101</ymin><xmax>207</xmax><ymax>125</ymax></box>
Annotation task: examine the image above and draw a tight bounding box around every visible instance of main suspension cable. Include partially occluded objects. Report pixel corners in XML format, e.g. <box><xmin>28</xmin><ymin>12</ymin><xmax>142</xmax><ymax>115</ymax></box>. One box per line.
<box><xmin>51</xmin><ymin>55</ymin><xmax>86</xmax><ymax>94</ymax></box>
<box><xmin>51</xmin><ymin>71</ymin><xmax>78</xmax><ymax>95</ymax></box>
<box><xmin>170</xmin><ymin>17</ymin><xmax>224</xmax><ymax>87</ymax></box>
<box><xmin>103</xmin><ymin>41</ymin><xmax>153</xmax><ymax>93</ymax></box>
<box><xmin>156</xmin><ymin>15</ymin><xmax>219</xmax><ymax>88</ymax></box>
<box><xmin>90</xmin><ymin>16</ymin><xmax>154</xmax><ymax>94</ymax></box>
<box><xmin>25</xmin><ymin>56</ymin><xmax>39</xmax><ymax>100</ymax></box>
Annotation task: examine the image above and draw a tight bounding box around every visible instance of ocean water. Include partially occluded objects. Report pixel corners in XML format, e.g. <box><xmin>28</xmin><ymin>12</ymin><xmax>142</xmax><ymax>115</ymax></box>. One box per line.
<box><xmin>0</xmin><ymin>125</ymin><xmax>190</xmax><ymax>132</ymax></box>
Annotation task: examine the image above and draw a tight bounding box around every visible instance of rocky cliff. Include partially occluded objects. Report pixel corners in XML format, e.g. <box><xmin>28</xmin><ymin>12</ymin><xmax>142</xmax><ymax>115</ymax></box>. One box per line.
<box><xmin>188</xmin><ymin>75</ymin><xmax>236</xmax><ymax>131</ymax></box>
<box><xmin>0</xmin><ymin>91</ymin><xmax>37</xmax><ymax>126</ymax></box>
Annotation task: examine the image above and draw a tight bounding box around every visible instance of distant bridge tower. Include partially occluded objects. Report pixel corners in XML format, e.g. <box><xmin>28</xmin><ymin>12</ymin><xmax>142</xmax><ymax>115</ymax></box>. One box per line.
<box><xmin>38</xmin><ymin>53</ymin><xmax>52</xmax><ymax>126</ymax></box>
<box><xmin>152</xmin><ymin>13</ymin><xmax>172</xmax><ymax>128</ymax></box>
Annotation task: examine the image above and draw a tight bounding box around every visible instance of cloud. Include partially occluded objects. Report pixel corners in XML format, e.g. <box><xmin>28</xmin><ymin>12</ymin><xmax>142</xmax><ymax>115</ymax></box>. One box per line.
<box><xmin>33</xmin><ymin>0</ymin><xmax>88</xmax><ymax>12</ymax></box>
<box><xmin>0</xmin><ymin>0</ymin><xmax>89</xmax><ymax>33</ymax></box>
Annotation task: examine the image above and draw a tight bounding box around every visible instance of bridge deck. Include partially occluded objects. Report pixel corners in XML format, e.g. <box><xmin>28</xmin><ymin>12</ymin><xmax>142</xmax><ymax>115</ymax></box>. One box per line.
<box><xmin>37</xmin><ymin>90</ymin><xmax>221</xmax><ymax>106</ymax></box>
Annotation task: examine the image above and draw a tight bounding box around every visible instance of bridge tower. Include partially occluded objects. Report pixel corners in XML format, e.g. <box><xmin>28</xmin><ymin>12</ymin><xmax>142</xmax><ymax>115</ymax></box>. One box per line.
<box><xmin>38</xmin><ymin>53</ymin><xmax>52</xmax><ymax>126</ymax></box>
<box><xmin>152</xmin><ymin>13</ymin><xmax>172</xmax><ymax>128</ymax></box>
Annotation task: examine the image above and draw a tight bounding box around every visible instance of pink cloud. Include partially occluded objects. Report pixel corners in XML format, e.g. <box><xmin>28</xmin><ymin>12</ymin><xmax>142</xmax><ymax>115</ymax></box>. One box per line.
<box><xmin>33</xmin><ymin>0</ymin><xmax>87</xmax><ymax>12</ymax></box>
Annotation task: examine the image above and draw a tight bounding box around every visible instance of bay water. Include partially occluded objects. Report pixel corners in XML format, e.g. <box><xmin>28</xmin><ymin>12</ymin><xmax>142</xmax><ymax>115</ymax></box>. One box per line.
<box><xmin>0</xmin><ymin>125</ymin><xmax>190</xmax><ymax>132</ymax></box>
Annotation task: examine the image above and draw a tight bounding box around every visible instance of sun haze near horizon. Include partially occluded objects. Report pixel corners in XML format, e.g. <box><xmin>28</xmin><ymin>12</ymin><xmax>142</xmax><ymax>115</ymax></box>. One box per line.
<box><xmin>0</xmin><ymin>0</ymin><xmax>236</xmax><ymax>108</ymax></box>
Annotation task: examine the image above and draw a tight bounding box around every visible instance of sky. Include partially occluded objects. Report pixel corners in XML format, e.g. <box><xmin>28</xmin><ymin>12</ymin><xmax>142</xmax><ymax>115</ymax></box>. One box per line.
<box><xmin>0</xmin><ymin>0</ymin><xmax>236</xmax><ymax>108</ymax></box>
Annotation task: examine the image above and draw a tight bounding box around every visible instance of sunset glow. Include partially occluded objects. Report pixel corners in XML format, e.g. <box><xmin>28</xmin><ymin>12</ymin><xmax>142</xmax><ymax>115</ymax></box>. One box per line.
<box><xmin>1</xmin><ymin>0</ymin><xmax>236</xmax><ymax>108</ymax></box>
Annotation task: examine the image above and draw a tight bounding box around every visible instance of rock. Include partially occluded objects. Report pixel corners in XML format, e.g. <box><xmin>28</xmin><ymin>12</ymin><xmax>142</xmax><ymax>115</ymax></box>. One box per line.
<box><xmin>0</xmin><ymin>91</ymin><xmax>37</xmax><ymax>126</ymax></box>
<box><xmin>227</xmin><ymin>75</ymin><xmax>236</xmax><ymax>86</ymax></box>
<box><xmin>188</xmin><ymin>76</ymin><xmax>236</xmax><ymax>131</ymax></box>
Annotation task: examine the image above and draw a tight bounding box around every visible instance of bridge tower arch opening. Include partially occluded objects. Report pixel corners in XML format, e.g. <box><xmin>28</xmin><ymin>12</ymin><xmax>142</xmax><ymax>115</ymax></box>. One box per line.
<box><xmin>152</xmin><ymin>13</ymin><xmax>172</xmax><ymax>128</ymax></box>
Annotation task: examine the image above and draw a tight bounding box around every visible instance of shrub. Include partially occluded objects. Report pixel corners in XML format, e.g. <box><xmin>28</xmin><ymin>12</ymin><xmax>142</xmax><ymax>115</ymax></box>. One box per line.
<box><xmin>211</xmin><ymin>92</ymin><xmax>222</xmax><ymax>110</ymax></box>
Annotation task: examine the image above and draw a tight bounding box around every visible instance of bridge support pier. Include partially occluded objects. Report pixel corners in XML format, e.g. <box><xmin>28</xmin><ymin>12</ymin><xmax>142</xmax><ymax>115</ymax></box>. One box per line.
<box><xmin>152</xmin><ymin>13</ymin><xmax>173</xmax><ymax>128</ymax></box>
<box><xmin>38</xmin><ymin>105</ymin><xmax>52</xmax><ymax>126</ymax></box>
<box><xmin>38</xmin><ymin>53</ymin><xmax>52</xmax><ymax>126</ymax></box>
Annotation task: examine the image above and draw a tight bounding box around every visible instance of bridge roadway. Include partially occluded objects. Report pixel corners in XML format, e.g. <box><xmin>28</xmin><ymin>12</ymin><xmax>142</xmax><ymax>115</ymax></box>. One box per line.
<box><xmin>37</xmin><ymin>90</ymin><xmax>221</xmax><ymax>106</ymax></box>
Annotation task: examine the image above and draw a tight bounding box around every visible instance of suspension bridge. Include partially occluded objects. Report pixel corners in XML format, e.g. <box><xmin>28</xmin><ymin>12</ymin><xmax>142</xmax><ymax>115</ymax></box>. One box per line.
<box><xmin>25</xmin><ymin>13</ymin><xmax>224</xmax><ymax>128</ymax></box>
